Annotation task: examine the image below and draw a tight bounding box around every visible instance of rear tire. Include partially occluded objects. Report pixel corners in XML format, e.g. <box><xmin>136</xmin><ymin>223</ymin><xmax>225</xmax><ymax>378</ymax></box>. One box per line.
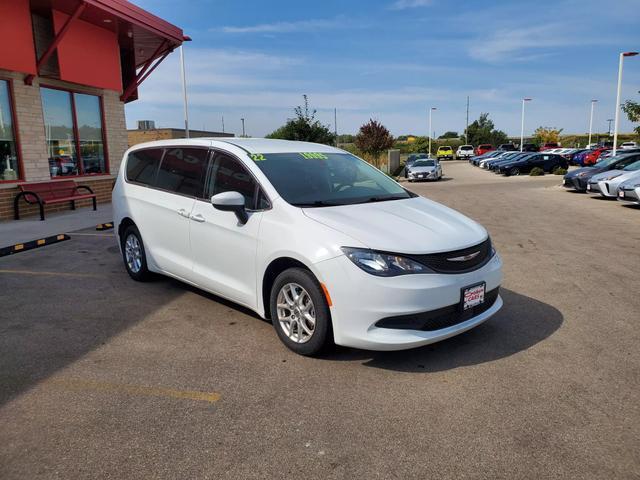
<box><xmin>121</xmin><ymin>225</ymin><xmax>153</xmax><ymax>282</ymax></box>
<box><xmin>270</xmin><ymin>268</ymin><xmax>333</xmax><ymax>356</ymax></box>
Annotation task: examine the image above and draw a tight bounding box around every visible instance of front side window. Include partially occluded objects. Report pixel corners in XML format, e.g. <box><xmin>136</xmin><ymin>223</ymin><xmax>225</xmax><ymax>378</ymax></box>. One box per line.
<box><xmin>0</xmin><ymin>80</ymin><xmax>20</xmax><ymax>181</ymax></box>
<box><xmin>253</xmin><ymin>152</ymin><xmax>412</xmax><ymax>207</ymax></box>
<box><xmin>208</xmin><ymin>153</ymin><xmax>259</xmax><ymax>209</ymax></box>
<box><xmin>41</xmin><ymin>87</ymin><xmax>107</xmax><ymax>177</ymax></box>
<box><xmin>156</xmin><ymin>147</ymin><xmax>209</xmax><ymax>197</ymax></box>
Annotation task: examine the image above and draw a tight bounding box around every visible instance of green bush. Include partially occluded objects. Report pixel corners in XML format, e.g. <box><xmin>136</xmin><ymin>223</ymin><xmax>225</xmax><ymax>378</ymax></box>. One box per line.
<box><xmin>553</xmin><ymin>167</ymin><xmax>568</xmax><ymax>175</ymax></box>
<box><xmin>529</xmin><ymin>167</ymin><xmax>545</xmax><ymax>176</ymax></box>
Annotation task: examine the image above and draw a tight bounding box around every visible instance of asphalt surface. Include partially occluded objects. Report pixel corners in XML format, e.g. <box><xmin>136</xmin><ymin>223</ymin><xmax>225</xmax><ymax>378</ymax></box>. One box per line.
<box><xmin>1</xmin><ymin>161</ymin><xmax>639</xmax><ymax>479</ymax></box>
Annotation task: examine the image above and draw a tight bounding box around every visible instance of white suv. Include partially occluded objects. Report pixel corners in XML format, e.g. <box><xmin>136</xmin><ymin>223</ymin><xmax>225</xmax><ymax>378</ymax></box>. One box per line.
<box><xmin>113</xmin><ymin>138</ymin><xmax>503</xmax><ymax>355</ymax></box>
<box><xmin>456</xmin><ymin>145</ymin><xmax>474</xmax><ymax>159</ymax></box>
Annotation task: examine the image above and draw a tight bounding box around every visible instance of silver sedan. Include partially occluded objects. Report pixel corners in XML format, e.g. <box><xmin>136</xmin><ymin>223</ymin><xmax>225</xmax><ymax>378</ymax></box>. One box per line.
<box><xmin>406</xmin><ymin>159</ymin><xmax>443</xmax><ymax>182</ymax></box>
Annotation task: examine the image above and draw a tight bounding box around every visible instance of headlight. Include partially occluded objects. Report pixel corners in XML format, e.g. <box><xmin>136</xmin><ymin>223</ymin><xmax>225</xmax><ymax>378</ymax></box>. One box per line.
<box><xmin>341</xmin><ymin>247</ymin><xmax>432</xmax><ymax>276</ymax></box>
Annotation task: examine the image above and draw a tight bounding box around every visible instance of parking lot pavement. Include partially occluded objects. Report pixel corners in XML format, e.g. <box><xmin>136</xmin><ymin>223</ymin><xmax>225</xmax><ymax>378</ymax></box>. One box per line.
<box><xmin>1</xmin><ymin>161</ymin><xmax>639</xmax><ymax>479</ymax></box>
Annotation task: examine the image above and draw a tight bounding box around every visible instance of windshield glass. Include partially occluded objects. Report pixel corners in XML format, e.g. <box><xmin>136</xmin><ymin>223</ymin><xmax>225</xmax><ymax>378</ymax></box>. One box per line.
<box><xmin>413</xmin><ymin>160</ymin><xmax>435</xmax><ymax>167</ymax></box>
<box><xmin>623</xmin><ymin>160</ymin><xmax>640</xmax><ymax>171</ymax></box>
<box><xmin>252</xmin><ymin>152</ymin><xmax>412</xmax><ymax>207</ymax></box>
<box><xmin>461</xmin><ymin>145</ymin><xmax>473</xmax><ymax>150</ymax></box>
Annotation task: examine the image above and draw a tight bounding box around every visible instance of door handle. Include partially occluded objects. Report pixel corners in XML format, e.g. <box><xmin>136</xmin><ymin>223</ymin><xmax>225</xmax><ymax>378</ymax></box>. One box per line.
<box><xmin>177</xmin><ymin>208</ymin><xmax>188</xmax><ymax>218</ymax></box>
<box><xmin>190</xmin><ymin>213</ymin><xmax>205</xmax><ymax>223</ymax></box>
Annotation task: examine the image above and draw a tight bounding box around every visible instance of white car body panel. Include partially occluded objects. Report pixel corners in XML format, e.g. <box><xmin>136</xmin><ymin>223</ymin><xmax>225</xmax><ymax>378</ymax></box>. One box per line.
<box><xmin>589</xmin><ymin>169</ymin><xmax>640</xmax><ymax>197</ymax></box>
<box><xmin>113</xmin><ymin>138</ymin><xmax>503</xmax><ymax>351</ymax></box>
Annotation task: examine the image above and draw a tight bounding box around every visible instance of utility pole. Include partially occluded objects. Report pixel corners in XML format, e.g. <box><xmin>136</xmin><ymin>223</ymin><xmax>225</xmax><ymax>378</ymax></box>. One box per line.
<box><xmin>179</xmin><ymin>45</ymin><xmax>190</xmax><ymax>138</ymax></box>
<box><xmin>520</xmin><ymin>98</ymin><xmax>532</xmax><ymax>152</ymax></box>
<box><xmin>607</xmin><ymin>118</ymin><xmax>614</xmax><ymax>136</ymax></box>
<box><xmin>465</xmin><ymin>96</ymin><xmax>469</xmax><ymax>144</ymax></box>
<box><xmin>428</xmin><ymin>107</ymin><xmax>437</xmax><ymax>157</ymax></box>
<box><xmin>241</xmin><ymin>118</ymin><xmax>246</xmax><ymax>137</ymax></box>
<box><xmin>334</xmin><ymin>108</ymin><xmax>338</xmax><ymax>147</ymax></box>
<box><xmin>222</xmin><ymin>115</ymin><xmax>225</xmax><ymax>133</ymax></box>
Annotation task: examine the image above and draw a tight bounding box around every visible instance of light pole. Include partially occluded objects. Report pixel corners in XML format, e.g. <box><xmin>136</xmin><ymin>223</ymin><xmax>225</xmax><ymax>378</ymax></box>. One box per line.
<box><xmin>607</xmin><ymin>118</ymin><xmax>614</xmax><ymax>137</ymax></box>
<box><xmin>428</xmin><ymin>107</ymin><xmax>437</xmax><ymax>157</ymax></box>
<box><xmin>588</xmin><ymin>99</ymin><xmax>598</xmax><ymax>147</ymax></box>
<box><xmin>179</xmin><ymin>36</ymin><xmax>192</xmax><ymax>138</ymax></box>
<box><xmin>241</xmin><ymin>118</ymin><xmax>245</xmax><ymax>137</ymax></box>
<box><xmin>613</xmin><ymin>51</ymin><xmax>638</xmax><ymax>156</ymax></box>
<box><xmin>520</xmin><ymin>98</ymin><xmax>532</xmax><ymax>152</ymax></box>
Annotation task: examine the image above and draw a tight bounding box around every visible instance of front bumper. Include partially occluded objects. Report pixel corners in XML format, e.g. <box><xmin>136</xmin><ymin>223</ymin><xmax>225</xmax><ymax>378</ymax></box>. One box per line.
<box><xmin>617</xmin><ymin>187</ymin><xmax>640</xmax><ymax>204</ymax></box>
<box><xmin>408</xmin><ymin>171</ymin><xmax>439</xmax><ymax>181</ymax></box>
<box><xmin>589</xmin><ymin>180</ymin><xmax>615</xmax><ymax>197</ymax></box>
<box><xmin>563</xmin><ymin>176</ymin><xmax>588</xmax><ymax>191</ymax></box>
<box><xmin>313</xmin><ymin>252</ymin><xmax>503</xmax><ymax>351</ymax></box>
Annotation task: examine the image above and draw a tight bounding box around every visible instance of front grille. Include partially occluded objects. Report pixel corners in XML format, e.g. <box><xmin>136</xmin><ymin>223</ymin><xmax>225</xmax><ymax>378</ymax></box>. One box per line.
<box><xmin>376</xmin><ymin>288</ymin><xmax>500</xmax><ymax>331</ymax></box>
<box><xmin>408</xmin><ymin>238</ymin><xmax>493</xmax><ymax>274</ymax></box>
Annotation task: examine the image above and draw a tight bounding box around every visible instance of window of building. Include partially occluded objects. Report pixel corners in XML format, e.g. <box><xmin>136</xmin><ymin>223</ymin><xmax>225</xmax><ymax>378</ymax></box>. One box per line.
<box><xmin>41</xmin><ymin>86</ymin><xmax>107</xmax><ymax>177</ymax></box>
<box><xmin>156</xmin><ymin>148</ymin><xmax>209</xmax><ymax>197</ymax></box>
<box><xmin>0</xmin><ymin>79</ymin><xmax>21</xmax><ymax>182</ymax></box>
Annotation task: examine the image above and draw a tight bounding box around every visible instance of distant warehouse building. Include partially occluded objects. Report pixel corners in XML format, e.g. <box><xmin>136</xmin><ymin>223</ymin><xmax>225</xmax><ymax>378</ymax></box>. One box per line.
<box><xmin>0</xmin><ymin>0</ymin><xmax>187</xmax><ymax>220</ymax></box>
<box><xmin>128</xmin><ymin>120</ymin><xmax>234</xmax><ymax>147</ymax></box>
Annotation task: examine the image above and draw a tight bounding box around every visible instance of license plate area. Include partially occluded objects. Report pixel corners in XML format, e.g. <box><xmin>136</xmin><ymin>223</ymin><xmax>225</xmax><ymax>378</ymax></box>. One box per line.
<box><xmin>461</xmin><ymin>282</ymin><xmax>485</xmax><ymax>311</ymax></box>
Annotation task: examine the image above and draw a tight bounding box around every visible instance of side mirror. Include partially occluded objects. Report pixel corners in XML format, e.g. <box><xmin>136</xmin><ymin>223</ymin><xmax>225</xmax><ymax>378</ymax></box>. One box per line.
<box><xmin>211</xmin><ymin>191</ymin><xmax>248</xmax><ymax>224</ymax></box>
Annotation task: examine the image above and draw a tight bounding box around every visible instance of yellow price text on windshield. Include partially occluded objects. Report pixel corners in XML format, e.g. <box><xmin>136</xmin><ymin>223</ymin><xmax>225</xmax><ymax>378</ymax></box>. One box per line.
<box><xmin>300</xmin><ymin>152</ymin><xmax>328</xmax><ymax>159</ymax></box>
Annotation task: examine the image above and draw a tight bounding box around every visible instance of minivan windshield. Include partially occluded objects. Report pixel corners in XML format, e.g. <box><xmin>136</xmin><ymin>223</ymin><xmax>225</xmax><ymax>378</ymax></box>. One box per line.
<box><xmin>252</xmin><ymin>152</ymin><xmax>412</xmax><ymax>207</ymax></box>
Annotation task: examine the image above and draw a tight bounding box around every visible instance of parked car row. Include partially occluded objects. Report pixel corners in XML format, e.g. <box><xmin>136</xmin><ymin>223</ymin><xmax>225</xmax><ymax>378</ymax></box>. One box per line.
<box><xmin>469</xmin><ymin>150</ymin><xmax>568</xmax><ymax>176</ymax></box>
<box><xmin>563</xmin><ymin>151</ymin><xmax>640</xmax><ymax>205</ymax></box>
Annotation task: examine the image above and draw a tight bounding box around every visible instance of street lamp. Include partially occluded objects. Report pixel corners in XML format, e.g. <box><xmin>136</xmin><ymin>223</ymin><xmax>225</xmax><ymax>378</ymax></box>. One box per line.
<box><xmin>428</xmin><ymin>107</ymin><xmax>437</xmax><ymax>157</ymax></box>
<box><xmin>588</xmin><ymin>99</ymin><xmax>598</xmax><ymax>147</ymax></box>
<box><xmin>520</xmin><ymin>98</ymin><xmax>532</xmax><ymax>152</ymax></box>
<box><xmin>613</xmin><ymin>51</ymin><xmax>638</xmax><ymax>156</ymax></box>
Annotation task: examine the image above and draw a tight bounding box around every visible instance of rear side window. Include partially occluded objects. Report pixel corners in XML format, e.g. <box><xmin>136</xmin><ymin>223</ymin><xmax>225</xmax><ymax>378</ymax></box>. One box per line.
<box><xmin>126</xmin><ymin>148</ymin><xmax>163</xmax><ymax>185</ymax></box>
<box><xmin>156</xmin><ymin>148</ymin><xmax>210</xmax><ymax>197</ymax></box>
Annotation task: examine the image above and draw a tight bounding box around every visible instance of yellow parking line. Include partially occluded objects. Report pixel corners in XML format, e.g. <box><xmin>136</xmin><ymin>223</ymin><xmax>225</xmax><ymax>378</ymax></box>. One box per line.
<box><xmin>0</xmin><ymin>269</ymin><xmax>103</xmax><ymax>278</ymax></box>
<box><xmin>68</xmin><ymin>232</ymin><xmax>114</xmax><ymax>237</ymax></box>
<box><xmin>50</xmin><ymin>378</ymin><xmax>220</xmax><ymax>403</ymax></box>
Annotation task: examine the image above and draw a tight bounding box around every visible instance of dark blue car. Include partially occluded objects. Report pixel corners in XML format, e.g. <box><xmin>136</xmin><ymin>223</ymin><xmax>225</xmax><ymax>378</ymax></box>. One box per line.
<box><xmin>563</xmin><ymin>153</ymin><xmax>640</xmax><ymax>192</ymax></box>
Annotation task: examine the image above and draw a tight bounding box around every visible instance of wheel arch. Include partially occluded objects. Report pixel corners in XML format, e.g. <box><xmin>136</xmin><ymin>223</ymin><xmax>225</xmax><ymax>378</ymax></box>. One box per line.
<box><xmin>261</xmin><ymin>256</ymin><xmax>319</xmax><ymax>320</ymax></box>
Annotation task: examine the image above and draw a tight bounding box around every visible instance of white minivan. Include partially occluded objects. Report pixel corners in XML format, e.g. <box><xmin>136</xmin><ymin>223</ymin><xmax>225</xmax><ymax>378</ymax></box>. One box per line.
<box><xmin>113</xmin><ymin>138</ymin><xmax>503</xmax><ymax>355</ymax></box>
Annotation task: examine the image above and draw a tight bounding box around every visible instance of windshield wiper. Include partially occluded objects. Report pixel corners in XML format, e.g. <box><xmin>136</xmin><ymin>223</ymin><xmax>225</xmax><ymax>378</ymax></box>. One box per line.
<box><xmin>360</xmin><ymin>195</ymin><xmax>408</xmax><ymax>204</ymax></box>
<box><xmin>290</xmin><ymin>200</ymin><xmax>343</xmax><ymax>207</ymax></box>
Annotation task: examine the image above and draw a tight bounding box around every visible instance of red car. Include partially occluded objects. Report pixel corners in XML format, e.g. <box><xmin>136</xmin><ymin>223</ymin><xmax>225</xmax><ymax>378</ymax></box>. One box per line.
<box><xmin>475</xmin><ymin>144</ymin><xmax>493</xmax><ymax>156</ymax></box>
<box><xmin>583</xmin><ymin>147</ymin><xmax>610</xmax><ymax>166</ymax></box>
<box><xmin>540</xmin><ymin>142</ymin><xmax>560</xmax><ymax>151</ymax></box>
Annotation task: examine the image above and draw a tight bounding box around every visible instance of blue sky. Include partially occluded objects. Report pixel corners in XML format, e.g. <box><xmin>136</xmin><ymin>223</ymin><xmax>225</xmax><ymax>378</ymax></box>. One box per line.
<box><xmin>126</xmin><ymin>0</ymin><xmax>640</xmax><ymax>138</ymax></box>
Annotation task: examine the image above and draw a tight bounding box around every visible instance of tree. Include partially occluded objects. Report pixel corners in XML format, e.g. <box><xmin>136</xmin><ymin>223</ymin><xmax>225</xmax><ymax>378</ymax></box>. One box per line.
<box><xmin>266</xmin><ymin>95</ymin><xmax>336</xmax><ymax>145</ymax></box>
<box><xmin>355</xmin><ymin>119</ymin><xmax>394</xmax><ymax>156</ymax></box>
<box><xmin>464</xmin><ymin>113</ymin><xmax>508</xmax><ymax>146</ymax></box>
<box><xmin>622</xmin><ymin>100</ymin><xmax>640</xmax><ymax>136</ymax></box>
<box><xmin>439</xmin><ymin>131</ymin><xmax>459</xmax><ymax>139</ymax></box>
<box><xmin>533</xmin><ymin>126</ymin><xmax>563</xmax><ymax>145</ymax></box>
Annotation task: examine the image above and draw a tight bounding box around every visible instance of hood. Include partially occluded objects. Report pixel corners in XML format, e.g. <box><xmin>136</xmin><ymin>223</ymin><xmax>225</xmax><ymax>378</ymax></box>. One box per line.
<box><xmin>591</xmin><ymin>169</ymin><xmax>626</xmax><ymax>181</ymax></box>
<box><xmin>566</xmin><ymin>166</ymin><xmax>594</xmax><ymax>178</ymax></box>
<box><xmin>409</xmin><ymin>166</ymin><xmax>436</xmax><ymax>173</ymax></box>
<box><xmin>302</xmin><ymin>196</ymin><xmax>487</xmax><ymax>254</ymax></box>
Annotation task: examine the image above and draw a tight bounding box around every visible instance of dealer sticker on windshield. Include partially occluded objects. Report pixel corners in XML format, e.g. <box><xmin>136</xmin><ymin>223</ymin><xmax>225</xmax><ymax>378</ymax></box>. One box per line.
<box><xmin>462</xmin><ymin>283</ymin><xmax>485</xmax><ymax>311</ymax></box>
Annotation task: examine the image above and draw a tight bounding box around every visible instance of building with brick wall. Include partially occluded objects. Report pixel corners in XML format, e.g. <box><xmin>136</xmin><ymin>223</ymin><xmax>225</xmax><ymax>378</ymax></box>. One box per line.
<box><xmin>0</xmin><ymin>0</ymin><xmax>186</xmax><ymax>220</ymax></box>
<box><xmin>127</xmin><ymin>121</ymin><xmax>234</xmax><ymax>147</ymax></box>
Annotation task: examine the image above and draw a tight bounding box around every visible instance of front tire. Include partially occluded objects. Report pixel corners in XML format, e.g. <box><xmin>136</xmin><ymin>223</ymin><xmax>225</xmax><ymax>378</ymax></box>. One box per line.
<box><xmin>509</xmin><ymin>167</ymin><xmax>520</xmax><ymax>176</ymax></box>
<box><xmin>270</xmin><ymin>268</ymin><xmax>332</xmax><ymax>356</ymax></box>
<box><xmin>121</xmin><ymin>225</ymin><xmax>153</xmax><ymax>282</ymax></box>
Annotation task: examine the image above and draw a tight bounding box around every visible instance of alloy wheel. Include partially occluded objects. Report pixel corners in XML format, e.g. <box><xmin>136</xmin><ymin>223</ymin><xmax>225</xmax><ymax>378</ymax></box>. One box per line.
<box><xmin>124</xmin><ymin>233</ymin><xmax>142</xmax><ymax>273</ymax></box>
<box><xmin>276</xmin><ymin>283</ymin><xmax>316</xmax><ymax>343</ymax></box>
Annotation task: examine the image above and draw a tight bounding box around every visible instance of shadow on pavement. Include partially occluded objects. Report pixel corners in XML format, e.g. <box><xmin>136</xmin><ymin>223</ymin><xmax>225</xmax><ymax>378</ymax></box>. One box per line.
<box><xmin>319</xmin><ymin>288</ymin><xmax>563</xmax><ymax>372</ymax></box>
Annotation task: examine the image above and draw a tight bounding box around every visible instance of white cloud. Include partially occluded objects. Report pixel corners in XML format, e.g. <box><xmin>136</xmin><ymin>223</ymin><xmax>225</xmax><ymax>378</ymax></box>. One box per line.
<box><xmin>389</xmin><ymin>0</ymin><xmax>433</xmax><ymax>10</ymax></box>
<box><xmin>221</xmin><ymin>17</ymin><xmax>348</xmax><ymax>34</ymax></box>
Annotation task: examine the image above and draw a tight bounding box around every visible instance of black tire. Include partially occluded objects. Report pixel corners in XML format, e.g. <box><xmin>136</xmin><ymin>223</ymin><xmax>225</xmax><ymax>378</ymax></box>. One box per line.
<box><xmin>270</xmin><ymin>268</ymin><xmax>333</xmax><ymax>356</ymax></box>
<box><xmin>120</xmin><ymin>225</ymin><xmax>153</xmax><ymax>282</ymax></box>
<box><xmin>509</xmin><ymin>167</ymin><xmax>520</xmax><ymax>176</ymax></box>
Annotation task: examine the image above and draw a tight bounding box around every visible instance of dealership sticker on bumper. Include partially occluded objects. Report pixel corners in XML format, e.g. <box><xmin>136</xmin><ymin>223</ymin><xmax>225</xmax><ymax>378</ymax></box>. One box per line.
<box><xmin>619</xmin><ymin>190</ymin><xmax>625</xmax><ymax>198</ymax></box>
<box><xmin>462</xmin><ymin>283</ymin><xmax>485</xmax><ymax>311</ymax></box>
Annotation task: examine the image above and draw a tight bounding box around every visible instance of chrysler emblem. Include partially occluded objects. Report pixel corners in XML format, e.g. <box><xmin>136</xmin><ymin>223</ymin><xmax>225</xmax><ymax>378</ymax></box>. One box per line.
<box><xmin>447</xmin><ymin>251</ymin><xmax>480</xmax><ymax>262</ymax></box>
